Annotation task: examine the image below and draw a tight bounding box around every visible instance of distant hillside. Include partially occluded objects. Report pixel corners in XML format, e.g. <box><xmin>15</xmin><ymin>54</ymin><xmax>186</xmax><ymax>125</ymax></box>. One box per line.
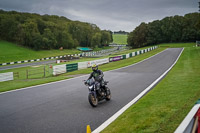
<box><xmin>112</xmin><ymin>34</ymin><xmax>128</xmax><ymax>44</ymax></box>
<box><xmin>0</xmin><ymin>10</ymin><xmax>112</xmax><ymax>50</ymax></box>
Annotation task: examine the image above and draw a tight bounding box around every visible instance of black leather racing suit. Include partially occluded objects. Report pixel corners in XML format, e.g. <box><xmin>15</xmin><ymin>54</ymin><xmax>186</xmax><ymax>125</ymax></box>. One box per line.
<box><xmin>88</xmin><ymin>69</ymin><xmax>105</xmax><ymax>94</ymax></box>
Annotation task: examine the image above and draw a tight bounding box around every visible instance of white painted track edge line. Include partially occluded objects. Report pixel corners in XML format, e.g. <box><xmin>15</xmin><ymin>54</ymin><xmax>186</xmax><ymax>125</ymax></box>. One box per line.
<box><xmin>0</xmin><ymin>47</ymin><xmax>163</xmax><ymax>95</ymax></box>
<box><xmin>92</xmin><ymin>48</ymin><xmax>184</xmax><ymax>133</ymax></box>
<box><xmin>107</xmin><ymin>47</ymin><xmax>166</xmax><ymax>73</ymax></box>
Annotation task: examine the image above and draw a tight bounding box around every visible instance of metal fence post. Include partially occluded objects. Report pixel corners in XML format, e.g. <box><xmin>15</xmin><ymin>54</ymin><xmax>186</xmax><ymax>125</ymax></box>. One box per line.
<box><xmin>44</xmin><ymin>66</ymin><xmax>46</xmax><ymax>78</ymax></box>
<box><xmin>26</xmin><ymin>69</ymin><xmax>28</xmax><ymax>79</ymax></box>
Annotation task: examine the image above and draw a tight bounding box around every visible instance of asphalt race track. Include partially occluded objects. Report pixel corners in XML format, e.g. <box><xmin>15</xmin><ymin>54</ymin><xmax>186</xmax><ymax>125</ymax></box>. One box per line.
<box><xmin>0</xmin><ymin>60</ymin><xmax>56</xmax><ymax>71</ymax></box>
<box><xmin>0</xmin><ymin>48</ymin><xmax>183</xmax><ymax>133</ymax></box>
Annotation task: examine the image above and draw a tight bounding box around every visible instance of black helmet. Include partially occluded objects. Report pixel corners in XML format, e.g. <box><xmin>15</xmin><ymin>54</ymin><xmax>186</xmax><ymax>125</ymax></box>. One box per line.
<box><xmin>92</xmin><ymin>64</ymin><xmax>98</xmax><ymax>71</ymax></box>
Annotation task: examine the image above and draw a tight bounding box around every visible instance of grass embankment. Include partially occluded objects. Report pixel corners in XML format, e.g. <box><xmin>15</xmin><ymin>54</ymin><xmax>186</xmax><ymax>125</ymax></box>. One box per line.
<box><xmin>0</xmin><ymin>47</ymin><xmax>165</xmax><ymax>93</ymax></box>
<box><xmin>0</xmin><ymin>34</ymin><xmax>128</xmax><ymax>64</ymax></box>
<box><xmin>112</xmin><ymin>34</ymin><xmax>128</xmax><ymax>44</ymax></box>
<box><xmin>0</xmin><ymin>41</ymin><xmax>81</xmax><ymax>64</ymax></box>
<box><xmin>102</xmin><ymin>43</ymin><xmax>200</xmax><ymax>133</ymax></box>
<box><xmin>0</xmin><ymin>33</ymin><xmax>128</xmax><ymax>64</ymax></box>
<box><xmin>0</xmin><ymin>41</ymin><xmax>112</xmax><ymax>64</ymax></box>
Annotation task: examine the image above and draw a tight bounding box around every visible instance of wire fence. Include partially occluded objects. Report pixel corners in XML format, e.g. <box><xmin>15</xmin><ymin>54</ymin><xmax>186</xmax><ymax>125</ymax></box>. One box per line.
<box><xmin>13</xmin><ymin>65</ymin><xmax>53</xmax><ymax>80</ymax></box>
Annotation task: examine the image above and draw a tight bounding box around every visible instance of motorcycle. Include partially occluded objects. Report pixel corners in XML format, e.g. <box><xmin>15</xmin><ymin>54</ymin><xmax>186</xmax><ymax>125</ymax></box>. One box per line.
<box><xmin>84</xmin><ymin>78</ymin><xmax>111</xmax><ymax>107</ymax></box>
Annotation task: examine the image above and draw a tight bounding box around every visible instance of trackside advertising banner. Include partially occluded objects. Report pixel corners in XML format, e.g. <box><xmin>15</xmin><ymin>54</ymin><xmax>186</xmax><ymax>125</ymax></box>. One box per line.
<box><xmin>0</xmin><ymin>72</ymin><xmax>13</xmax><ymax>82</ymax></box>
<box><xmin>53</xmin><ymin>64</ymin><xmax>66</xmax><ymax>75</ymax></box>
<box><xmin>87</xmin><ymin>58</ymin><xmax>109</xmax><ymax>67</ymax></box>
<box><xmin>109</xmin><ymin>56</ymin><xmax>122</xmax><ymax>62</ymax></box>
<box><xmin>78</xmin><ymin>61</ymin><xmax>88</xmax><ymax>70</ymax></box>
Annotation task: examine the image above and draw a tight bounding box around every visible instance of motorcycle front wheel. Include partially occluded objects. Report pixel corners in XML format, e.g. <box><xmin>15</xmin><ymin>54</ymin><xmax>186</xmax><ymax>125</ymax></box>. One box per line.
<box><xmin>88</xmin><ymin>93</ymin><xmax>98</xmax><ymax>107</ymax></box>
<box><xmin>106</xmin><ymin>88</ymin><xmax>111</xmax><ymax>101</ymax></box>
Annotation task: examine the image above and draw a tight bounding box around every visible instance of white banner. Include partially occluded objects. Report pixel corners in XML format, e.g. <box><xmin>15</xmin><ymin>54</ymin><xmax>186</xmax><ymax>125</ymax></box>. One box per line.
<box><xmin>87</xmin><ymin>58</ymin><xmax>109</xmax><ymax>67</ymax></box>
<box><xmin>53</xmin><ymin>64</ymin><xmax>66</xmax><ymax>75</ymax></box>
<box><xmin>78</xmin><ymin>61</ymin><xmax>88</xmax><ymax>70</ymax></box>
<box><xmin>126</xmin><ymin>54</ymin><xmax>130</xmax><ymax>58</ymax></box>
<box><xmin>0</xmin><ymin>72</ymin><xmax>13</xmax><ymax>82</ymax></box>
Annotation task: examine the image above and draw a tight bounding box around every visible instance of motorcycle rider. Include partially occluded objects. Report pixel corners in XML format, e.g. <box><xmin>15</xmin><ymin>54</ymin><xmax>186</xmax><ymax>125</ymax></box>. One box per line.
<box><xmin>87</xmin><ymin>64</ymin><xmax>105</xmax><ymax>96</ymax></box>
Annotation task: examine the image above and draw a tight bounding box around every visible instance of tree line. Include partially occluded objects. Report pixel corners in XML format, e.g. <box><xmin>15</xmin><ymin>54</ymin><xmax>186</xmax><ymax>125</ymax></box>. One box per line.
<box><xmin>127</xmin><ymin>13</ymin><xmax>200</xmax><ymax>48</ymax></box>
<box><xmin>0</xmin><ymin>10</ymin><xmax>113</xmax><ymax>50</ymax></box>
<box><xmin>113</xmin><ymin>30</ymin><xmax>128</xmax><ymax>34</ymax></box>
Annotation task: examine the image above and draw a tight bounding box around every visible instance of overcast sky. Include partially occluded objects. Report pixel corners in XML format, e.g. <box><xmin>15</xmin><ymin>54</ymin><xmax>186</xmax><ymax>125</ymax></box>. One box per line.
<box><xmin>0</xmin><ymin>0</ymin><xmax>199</xmax><ymax>32</ymax></box>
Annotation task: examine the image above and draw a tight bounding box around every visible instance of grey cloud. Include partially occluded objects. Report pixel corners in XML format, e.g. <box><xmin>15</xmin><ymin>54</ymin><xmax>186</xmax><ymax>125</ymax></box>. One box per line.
<box><xmin>0</xmin><ymin>0</ymin><xmax>198</xmax><ymax>31</ymax></box>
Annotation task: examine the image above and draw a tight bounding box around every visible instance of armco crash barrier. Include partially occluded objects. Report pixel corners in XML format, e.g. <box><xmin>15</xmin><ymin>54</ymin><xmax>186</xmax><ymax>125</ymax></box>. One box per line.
<box><xmin>126</xmin><ymin>54</ymin><xmax>130</xmax><ymax>59</ymax></box>
<box><xmin>53</xmin><ymin>64</ymin><xmax>66</xmax><ymax>76</ymax></box>
<box><xmin>52</xmin><ymin>46</ymin><xmax>158</xmax><ymax>76</ymax></box>
<box><xmin>123</xmin><ymin>55</ymin><xmax>127</xmax><ymax>59</ymax></box>
<box><xmin>175</xmin><ymin>100</ymin><xmax>200</xmax><ymax>133</ymax></box>
<box><xmin>0</xmin><ymin>47</ymin><xmax>119</xmax><ymax>66</ymax></box>
<box><xmin>129</xmin><ymin>53</ymin><xmax>132</xmax><ymax>57</ymax></box>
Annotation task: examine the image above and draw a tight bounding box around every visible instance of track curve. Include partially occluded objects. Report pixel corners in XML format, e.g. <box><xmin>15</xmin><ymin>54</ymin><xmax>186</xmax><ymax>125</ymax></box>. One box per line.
<box><xmin>0</xmin><ymin>48</ymin><xmax>183</xmax><ymax>133</ymax></box>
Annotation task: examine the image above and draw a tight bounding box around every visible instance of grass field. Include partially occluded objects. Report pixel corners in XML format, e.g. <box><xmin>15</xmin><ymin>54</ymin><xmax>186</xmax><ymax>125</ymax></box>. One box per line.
<box><xmin>0</xmin><ymin>41</ymin><xmax>112</xmax><ymax>64</ymax></box>
<box><xmin>112</xmin><ymin>34</ymin><xmax>128</xmax><ymax>44</ymax></box>
<box><xmin>102</xmin><ymin>43</ymin><xmax>200</xmax><ymax>133</ymax></box>
<box><xmin>0</xmin><ymin>41</ymin><xmax>82</xmax><ymax>64</ymax></box>
<box><xmin>0</xmin><ymin>47</ymin><xmax>165</xmax><ymax>93</ymax></box>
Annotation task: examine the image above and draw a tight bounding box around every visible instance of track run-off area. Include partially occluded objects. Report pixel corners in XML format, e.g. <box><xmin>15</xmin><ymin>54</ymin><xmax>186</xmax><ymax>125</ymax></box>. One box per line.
<box><xmin>0</xmin><ymin>48</ymin><xmax>183</xmax><ymax>133</ymax></box>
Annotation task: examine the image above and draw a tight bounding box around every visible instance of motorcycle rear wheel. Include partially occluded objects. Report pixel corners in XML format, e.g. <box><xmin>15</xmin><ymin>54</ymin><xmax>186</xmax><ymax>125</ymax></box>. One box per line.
<box><xmin>88</xmin><ymin>93</ymin><xmax>98</xmax><ymax>107</ymax></box>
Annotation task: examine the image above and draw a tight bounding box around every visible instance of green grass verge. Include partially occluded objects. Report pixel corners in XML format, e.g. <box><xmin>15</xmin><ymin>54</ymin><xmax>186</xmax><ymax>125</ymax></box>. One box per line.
<box><xmin>158</xmin><ymin>42</ymin><xmax>196</xmax><ymax>47</ymax></box>
<box><xmin>102</xmin><ymin>43</ymin><xmax>200</xmax><ymax>133</ymax></box>
<box><xmin>0</xmin><ymin>47</ymin><xmax>165</xmax><ymax>93</ymax></box>
<box><xmin>112</xmin><ymin>34</ymin><xmax>128</xmax><ymax>44</ymax></box>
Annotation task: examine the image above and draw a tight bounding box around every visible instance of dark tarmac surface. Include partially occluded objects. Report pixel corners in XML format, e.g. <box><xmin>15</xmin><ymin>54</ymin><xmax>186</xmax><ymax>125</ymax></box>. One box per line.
<box><xmin>0</xmin><ymin>48</ymin><xmax>183</xmax><ymax>133</ymax></box>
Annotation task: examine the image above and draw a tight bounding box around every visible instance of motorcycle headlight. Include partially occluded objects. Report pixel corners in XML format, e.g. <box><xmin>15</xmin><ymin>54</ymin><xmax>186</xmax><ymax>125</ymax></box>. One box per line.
<box><xmin>89</xmin><ymin>86</ymin><xmax>93</xmax><ymax>90</ymax></box>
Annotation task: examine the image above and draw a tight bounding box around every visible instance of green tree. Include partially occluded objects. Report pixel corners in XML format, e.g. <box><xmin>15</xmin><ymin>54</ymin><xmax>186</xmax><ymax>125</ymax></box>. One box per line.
<box><xmin>0</xmin><ymin>15</ymin><xmax>20</xmax><ymax>41</ymax></box>
<box><xmin>60</xmin><ymin>30</ymin><xmax>74</xmax><ymax>49</ymax></box>
<box><xmin>147</xmin><ymin>20</ymin><xmax>163</xmax><ymax>45</ymax></box>
<box><xmin>21</xmin><ymin>19</ymin><xmax>40</xmax><ymax>48</ymax></box>
<box><xmin>42</xmin><ymin>28</ymin><xmax>57</xmax><ymax>49</ymax></box>
<box><xmin>32</xmin><ymin>33</ymin><xmax>42</xmax><ymax>50</ymax></box>
<box><xmin>91</xmin><ymin>33</ymin><xmax>102</xmax><ymax>48</ymax></box>
<box><xmin>0</xmin><ymin>9</ymin><xmax>117</xmax><ymax>50</ymax></box>
<box><xmin>128</xmin><ymin>22</ymin><xmax>148</xmax><ymax>48</ymax></box>
<box><xmin>128</xmin><ymin>13</ymin><xmax>200</xmax><ymax>47</ymax></box>
<box><xmin>101</xmin><ymin>30</ymin><xmax>112</xmax><ymax>46</ymax></box>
